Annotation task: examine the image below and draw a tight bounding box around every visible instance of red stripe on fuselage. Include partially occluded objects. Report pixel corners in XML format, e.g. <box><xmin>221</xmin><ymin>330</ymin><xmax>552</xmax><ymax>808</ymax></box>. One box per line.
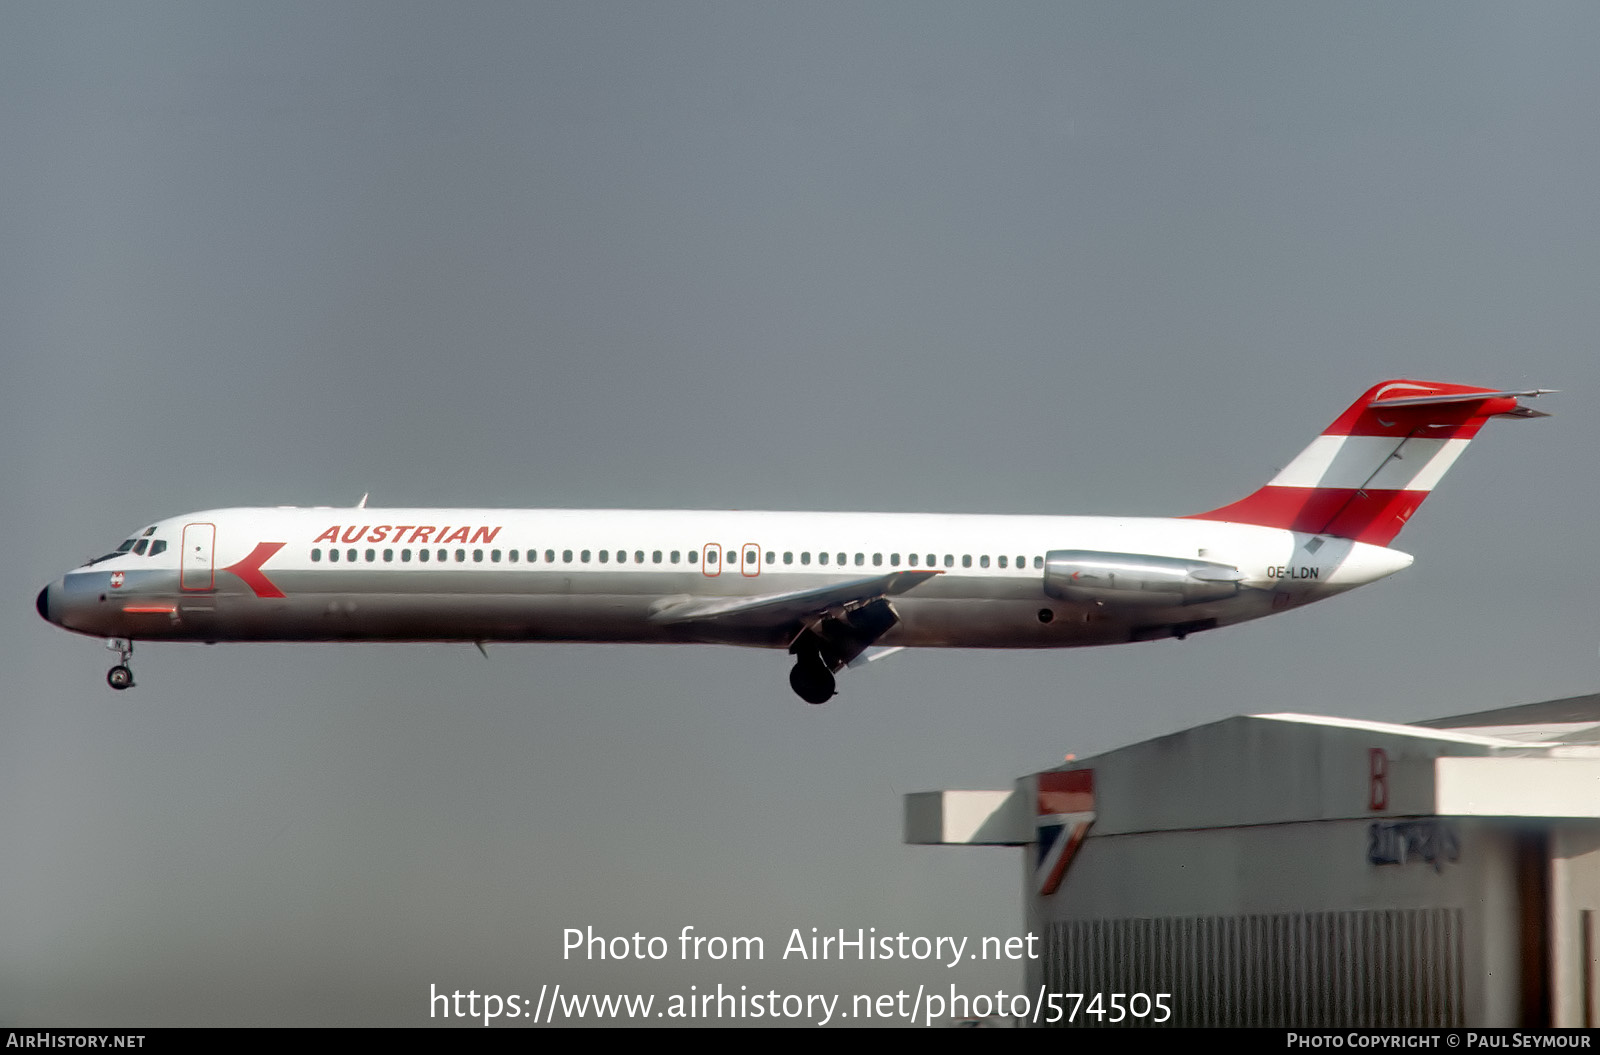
<box><xmin>223</xmin><ymin>542</ymin><xmax>287</xmax><ymax>599</ymax></box>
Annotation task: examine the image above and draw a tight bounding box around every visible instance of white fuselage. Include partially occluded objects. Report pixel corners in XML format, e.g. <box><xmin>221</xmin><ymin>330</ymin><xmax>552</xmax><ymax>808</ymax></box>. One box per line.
<box><xmin>39</xmin><ymin>506</ymin><xmax>1413</xmax><ymax>650</ymax></box>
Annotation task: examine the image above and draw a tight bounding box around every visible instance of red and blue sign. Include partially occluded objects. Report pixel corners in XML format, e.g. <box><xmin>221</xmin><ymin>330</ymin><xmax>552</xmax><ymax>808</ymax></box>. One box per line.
<box><xmin>1035</xmin><ymin>769</ymin><xmax>1095</xmax><ymax>896</ymax></box>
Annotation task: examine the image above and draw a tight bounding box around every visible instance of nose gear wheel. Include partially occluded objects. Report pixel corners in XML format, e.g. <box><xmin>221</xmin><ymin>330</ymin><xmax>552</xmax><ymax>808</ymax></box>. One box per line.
<box><xmin>105</xmin><ymin>639</ymin><xmax>135</xmax><ymax>691</ymax></box>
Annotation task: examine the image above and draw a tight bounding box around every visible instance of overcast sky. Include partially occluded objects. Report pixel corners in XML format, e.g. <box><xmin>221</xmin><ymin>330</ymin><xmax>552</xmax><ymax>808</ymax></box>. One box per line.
<box><xmin>5</xmin><ymin>1</ymin><xmax>1600</xmax><ymax>1027</ymax></box>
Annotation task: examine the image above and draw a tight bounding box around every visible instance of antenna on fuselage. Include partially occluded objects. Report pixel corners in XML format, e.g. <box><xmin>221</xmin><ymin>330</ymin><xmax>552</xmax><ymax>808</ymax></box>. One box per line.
<box><xmin>357</xmin><ymin>493</ymin><xmax>369</xmax><ymax>508</ymax></box>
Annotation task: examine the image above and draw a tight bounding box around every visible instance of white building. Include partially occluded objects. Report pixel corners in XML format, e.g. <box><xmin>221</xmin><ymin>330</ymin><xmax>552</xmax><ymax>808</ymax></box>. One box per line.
<box><xmin>906</xmin><ymin>695</ymin><xmax>1600</xmax><ymax>1027</ymax></box>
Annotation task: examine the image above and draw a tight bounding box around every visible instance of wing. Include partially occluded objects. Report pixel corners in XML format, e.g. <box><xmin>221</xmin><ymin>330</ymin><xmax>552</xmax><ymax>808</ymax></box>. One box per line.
<box><xmin>648</xmin><ymin>568</ymin><xmax>941</xmax><ymax>662</ymax></box>
<box><xmin>650</xmin><ymin>568</ymin><xmax>940</xmax><ymax>629</ymax></box>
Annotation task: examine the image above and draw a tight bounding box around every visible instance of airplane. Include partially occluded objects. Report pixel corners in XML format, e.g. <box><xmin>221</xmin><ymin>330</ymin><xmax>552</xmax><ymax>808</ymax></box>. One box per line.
<box><xmin>37</xmin><ymin>380</ymin><xmax>1548</xmax><ymax>704</ymax></box>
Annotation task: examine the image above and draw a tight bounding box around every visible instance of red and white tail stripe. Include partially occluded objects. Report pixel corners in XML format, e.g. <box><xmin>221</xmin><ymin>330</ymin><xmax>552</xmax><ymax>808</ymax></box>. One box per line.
<box><xmin>1189</xmin><ymin>380</ymin><xmax>1549</xmax><ymax>546</ymax></box>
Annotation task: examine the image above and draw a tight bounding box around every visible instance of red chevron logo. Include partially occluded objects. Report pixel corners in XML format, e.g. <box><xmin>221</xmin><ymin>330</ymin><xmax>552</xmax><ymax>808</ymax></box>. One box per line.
<box><xmin>223</xmin><ymin>542</ymin><xmax>287</xmax><ymax>599</ymax></box>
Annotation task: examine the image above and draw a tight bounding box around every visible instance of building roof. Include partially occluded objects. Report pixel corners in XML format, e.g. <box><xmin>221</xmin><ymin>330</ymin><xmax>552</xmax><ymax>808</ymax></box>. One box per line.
<box><xmin>1415</xmin><ymin>692</ymin><xmax>1600</xmax><ymax>745</ymax></box>
<box><xmin>907</xmin><ymin>699</ymin><xmax>1600</xmax><ymax>846</ymax></box>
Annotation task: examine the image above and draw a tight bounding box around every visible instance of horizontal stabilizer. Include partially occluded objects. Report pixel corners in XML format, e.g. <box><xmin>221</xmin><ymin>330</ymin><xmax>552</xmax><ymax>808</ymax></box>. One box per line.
<box><xmin>1370</xmin><ymin>388</ymin><xmax>1554</xmax><ymax>411</ymax></box>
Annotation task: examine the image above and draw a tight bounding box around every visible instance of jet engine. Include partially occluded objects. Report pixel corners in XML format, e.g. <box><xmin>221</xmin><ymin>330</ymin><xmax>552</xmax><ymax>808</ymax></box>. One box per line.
<box><xmin>1042</xmin><ymin>550</ymin><xmax>1245</xmax><ymax>607</ymax></box>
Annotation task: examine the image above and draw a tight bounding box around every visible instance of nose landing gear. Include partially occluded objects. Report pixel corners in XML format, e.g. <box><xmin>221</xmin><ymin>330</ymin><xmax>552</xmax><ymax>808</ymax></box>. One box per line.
<box><xmin>105</xmin><ymin>638</ymin><xmax>135</xmax><ymax>691</ymax></box>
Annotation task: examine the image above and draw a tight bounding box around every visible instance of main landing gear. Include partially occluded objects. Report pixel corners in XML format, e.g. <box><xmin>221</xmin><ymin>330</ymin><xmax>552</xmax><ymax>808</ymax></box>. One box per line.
<box><xmin>788</xmin><ymin>653</ymin><xmax>836</xmax><ymax>705</ymax></box>
<box><xmin>105</xmin><ymin>638</ymin><xmax>134</xmax><ymax>691</ymax></box>
<box><xmin>785</xmin><ymin>599</ymin><xmax>902</xmax><ymax>705</ymax></box>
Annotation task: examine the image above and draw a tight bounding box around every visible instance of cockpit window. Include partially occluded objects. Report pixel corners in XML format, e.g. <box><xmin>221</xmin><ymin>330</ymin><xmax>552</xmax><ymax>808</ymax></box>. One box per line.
<box><xmin>149</xmin><ymin>540</ymin><xmax>167</xmax><ymax>556</ymax></box>
<box><xmin>84</xmin><ymin>533</ymin><xmax>155</xmax><ymax>566</ymax></box>
<box><xmin>86</xmin><ymin>539</ymin><xmax>137</xmax><ymax>566</ymax></box>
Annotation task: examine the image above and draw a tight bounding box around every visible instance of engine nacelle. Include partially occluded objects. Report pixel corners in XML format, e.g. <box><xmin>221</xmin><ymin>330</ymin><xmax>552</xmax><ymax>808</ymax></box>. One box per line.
<box><xmin>1042</xmin><ymin>550</ymin><xmax>1245</xmax><ymax>607</ymax></box>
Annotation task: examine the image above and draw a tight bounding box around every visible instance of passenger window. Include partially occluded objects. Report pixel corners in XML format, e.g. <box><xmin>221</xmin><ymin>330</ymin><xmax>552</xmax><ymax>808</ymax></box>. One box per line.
<box><xmin>635</xmin><ymin>550</ymin><xmax>644</xmax><ymax>563</ymax></box>
<box><xmin>599</xmin><ymin>550</ymin><xmax>609</xmax><ymax>563</ymax></box>
<box><xmin>348</xmin><ymin>549</ymin><xmax>357</xmax><ymax>562</ymax></box>
<box><xmin>962</xmin><ymin>555</ymin><xmax>972</xmax><ymax>568</ymax></box>
<box><xmin>312</xmin><ymin>548</ymin><xmax>322</xmax><ymax>562</ymax></box>
<box><xmin>384</xmin><ymin>549</ymin><xmax>394</xmax><ymax>562</ymax></box>
<box><xmin>855</xmin><ymin>553</ymin><xmax>864</xmax><ymax>566</ymax></box>
<box><xmin>473</xmin><ymin>549</ymin><xmax>483</xmax><ymax>563</ymax></box>
<box><xmin>766</xmin><ymin>551</ymin><xmax>775</xmax><ymax>564</ymax></box>
<box><xmin>725</xmin><ymin>550</ymin><xmax>736</xmax><ymax>563</ymax></box>
<box><xmin>547</xmin><ymin>550</ymin><xmax>557</xmax><ymax>563</ymax></box>
<box><xmin>1018</xmin><ymin>555</ymin><xmax>1026</xmax><ymax>569</ymax></box>
<box><xmin>819</xmin><ymin>552</ymin><xmax>828</xmax><ymax>565</ymax></box>
<box><xmin>837</xmin><ymin>553</ymin><xmax>845</xmax><ymax>566</ymax></box>
<box><xmin>615</xmin><ymin>550</ymin><xmax>625</xmax><ymax>564</ymax></box>
<box><xmin>581</xmin><ymin>550</ymin><xmax>591</xmax><ymax>562</ymax></box>
<box><xmin>980</xmin><ymin>555</ymin><xmax>990</xmax><ymax>568</ymax></box>
<box><xmin>926</xmin><ymin>554</ymin><xmax>935</xmax><ymax>566</ymax></box>
<box><xmin>873</xmin><ymin>553</ymin><xmax>883</xmax><ymax>566</ymax></box>
<box><xmin>687</xmin><ymin>550</ymin><xmax>697</xmax><ymax>564</ymax></box>
<box><xmin>1034</xmin><ymin>556</ymin><xmax>1043</xmax><ymax>569</ymax></box>
<box><xmin>784</xmin><ymin>552</ymin><xmax>793</xmax><ymax>565</ymax></box>
<box><xmin>491</xmin><ymin>549</ymin><xmax>501</xmax><ymax>562</ymax></box>
<box><xmin>707</xmin><ymin>550</ymin><xmax>718</xmax><ymax>564</ymax></box>
<box><xmin>329</xmin><ymin>549</ymin><xmax>339</xmax><ymax>563</ymax></box>
<box><xmin>944</xmin><ymin>554</ymin><xmax>953</xmax><ymax>567</ymax></box>
<box><xmin>507</xmin><ymin>550</ymin><xmax>516</xmax><ymax>563</ymax></box>
<box><xmin>419</xmin><ymin>549</ymin><xmax>429</xmax><ymax>563</ymax></box>
<box><xmin>437</xmin><ymin>549</ymin><xmax>447</xmax><ymax>562</ymax></box>
<box><xmin>890</xmin><ymin>553</ymin><xmax>900</xmax><ymax>567</ymax></box>
<box><xmin>801</xmin><ymin>552</ymin><xmax>811</xmax><ymax>565</ymax></box>
<box><xmin>364</xmin><ymin>548</ymin><xmax>375</xmax><ymax>562</ymax></box>
<box><xmin>670</xmin><ymin>550</ymin><xmax>680</xmax><ymax>563</ymax></box>
<box><xmin>402</xmin><ymin>549</ymin><xmax>411</xmax><ymax>562</ymax></box>
<box><xmin>998</xmin><ymin>556</ymin><xmax>1008</xmax><ymax>569</ymax></box>
<box><xmin>563</xmin><ymin>550</ymin><xmax>573</xmax><ymax>563</ymax></box>
<box><xmin>907</xmin><ymin>553</ymin><xmax>917</xmax><ymax>567</ymax></box>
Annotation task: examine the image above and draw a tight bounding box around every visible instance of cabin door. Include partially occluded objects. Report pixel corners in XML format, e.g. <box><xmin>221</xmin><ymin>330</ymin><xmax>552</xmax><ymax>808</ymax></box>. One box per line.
<box><xmin>181</xmin><ymin>523</ymin><xmax>216</xmax><ymax>590</ymax></box>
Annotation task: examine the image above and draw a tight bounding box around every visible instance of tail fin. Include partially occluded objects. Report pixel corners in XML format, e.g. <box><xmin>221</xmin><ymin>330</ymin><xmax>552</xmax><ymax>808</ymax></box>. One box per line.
<box><xmin>1188</xmin><ymin>380</ymin><xmax>1550</xmax><ymax>545</ymax></box>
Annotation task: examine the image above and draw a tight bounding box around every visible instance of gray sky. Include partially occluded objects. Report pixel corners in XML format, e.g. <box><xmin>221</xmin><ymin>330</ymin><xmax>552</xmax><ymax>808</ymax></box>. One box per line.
<box><xmin>5</xmin><ymin>1</ymin><xmax>1599</xmax><ymax>1026</ymax></box>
